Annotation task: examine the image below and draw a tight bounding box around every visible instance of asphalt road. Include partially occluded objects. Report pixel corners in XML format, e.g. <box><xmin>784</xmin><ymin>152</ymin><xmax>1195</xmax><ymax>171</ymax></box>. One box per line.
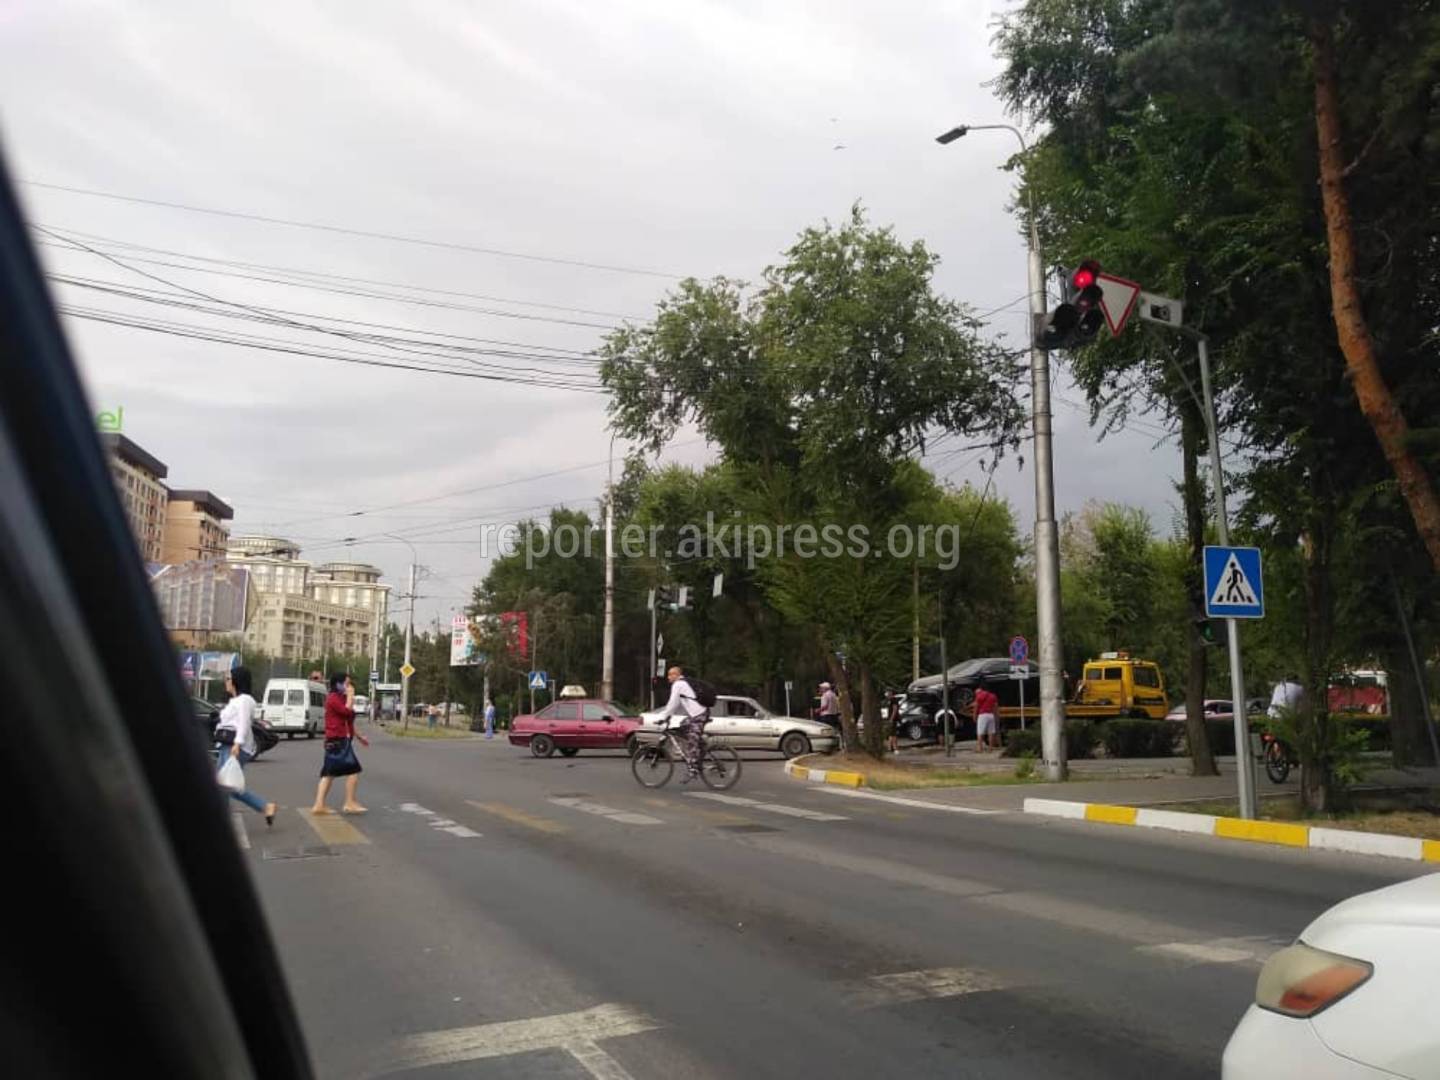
<box><xmin>230</xmin><ymin>729</ymin><xmax>1428</xmax><ymax>1079</ymax></box>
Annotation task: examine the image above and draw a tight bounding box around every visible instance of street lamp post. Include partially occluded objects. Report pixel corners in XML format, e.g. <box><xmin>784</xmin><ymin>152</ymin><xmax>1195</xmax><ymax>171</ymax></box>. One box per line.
<box><xmin>938</xmin><ymin>122</ymin><xmax>1067</xmax><ymax>781</ymax></box>
<box><xmin>602</xmin><ymin>433</ymin><xmax>617</xmax><ymax>702</ymax></box>
<box><xmin>376</xmin><ymin>534</ymin><xmax>419</xmax><ymax>732</ymax></box>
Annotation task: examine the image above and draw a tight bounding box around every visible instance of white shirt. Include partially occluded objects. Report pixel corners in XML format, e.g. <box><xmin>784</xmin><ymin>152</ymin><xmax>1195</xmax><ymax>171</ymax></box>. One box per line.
<box><xmin>217</xmin><ymin>693</ymin><xmax>258</xmax><ymax>755</ymax></box>
<box><xmin>1269</xmin><ymin>681</ymin><xmax>1304</xmax><ymax>719</ymax></box>
<box><xmin>660</xmin><ymin>678</ymin><xmax>707</xmax><ymax>726</ymax></box>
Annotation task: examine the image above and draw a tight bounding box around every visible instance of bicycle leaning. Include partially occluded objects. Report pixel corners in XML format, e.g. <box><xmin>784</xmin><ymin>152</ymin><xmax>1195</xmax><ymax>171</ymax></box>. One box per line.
<box><xmin>631</xmin><ymin>721</ymin><xmax>742</xmax><ymax>791</ymax></box>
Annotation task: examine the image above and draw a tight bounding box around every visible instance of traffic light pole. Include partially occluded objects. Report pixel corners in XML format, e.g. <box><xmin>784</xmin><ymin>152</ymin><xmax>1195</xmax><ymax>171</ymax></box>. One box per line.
<box><xmin>1027</xmin><ymin>232</ymin><xmax>1069</xmax><ymax>782</ymax></box>
<box><xmin>1193</xmin><ymin>333</ymin><xmax>1257</xmax><ymax>819</ymax></box>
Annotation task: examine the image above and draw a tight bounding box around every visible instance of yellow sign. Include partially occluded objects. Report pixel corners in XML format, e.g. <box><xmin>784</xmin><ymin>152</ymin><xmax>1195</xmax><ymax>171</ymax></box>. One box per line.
<box><xmin>399</xmin><ymin>662</ymin><xmax>416</xmax><ymax>680</ymax></box>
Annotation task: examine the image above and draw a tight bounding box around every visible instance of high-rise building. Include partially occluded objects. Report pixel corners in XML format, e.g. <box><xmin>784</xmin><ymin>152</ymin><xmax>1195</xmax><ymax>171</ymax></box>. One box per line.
<box><xmin>227</xmin><ymin>537</ymin><xmax>389</xmax><ymax>662</ymax></box>
<box><xmin>101</xmin><ymin>433</ymin><xmax>168</xmax><ymax>562</ymax></box>
<box><xmin>161</xmin><ymin>489</ymin><xmax>234</xmax><ymax>564</ymax></box>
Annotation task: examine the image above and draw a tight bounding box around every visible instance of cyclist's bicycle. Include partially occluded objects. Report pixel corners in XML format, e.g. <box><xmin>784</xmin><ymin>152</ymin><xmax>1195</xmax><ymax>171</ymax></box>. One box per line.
<box><xmin>1262</xmin><ymin>730</ymin><xmax>1296</xmax><ymax>783</ymax></box>
<box><xmin>631</xmin><ymin>721</ymin><xmax>741</xmax><ymax>790</ymax></box>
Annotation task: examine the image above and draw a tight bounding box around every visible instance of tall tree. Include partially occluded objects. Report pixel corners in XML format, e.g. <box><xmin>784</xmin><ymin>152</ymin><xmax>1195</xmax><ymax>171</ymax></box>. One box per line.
<box><xmin>600</xmin><ymin>207</ymin><xmax>1025</xmax><ymax>756</ymax></box>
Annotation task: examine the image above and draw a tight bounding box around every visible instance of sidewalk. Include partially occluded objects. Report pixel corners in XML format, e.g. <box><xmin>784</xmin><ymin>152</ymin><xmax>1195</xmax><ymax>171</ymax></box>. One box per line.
<box><xmin>796</xmin><ymin>748</ymin><xmax>1440</xmax><ymax>814</ymax></box>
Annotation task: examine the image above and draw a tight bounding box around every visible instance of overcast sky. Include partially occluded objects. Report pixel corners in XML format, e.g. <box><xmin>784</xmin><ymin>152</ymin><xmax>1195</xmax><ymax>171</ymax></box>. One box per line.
<box><xmin>2</xmin><ymin>0</ymin><xmax>1192</xmax><ymax>630</ymax></box>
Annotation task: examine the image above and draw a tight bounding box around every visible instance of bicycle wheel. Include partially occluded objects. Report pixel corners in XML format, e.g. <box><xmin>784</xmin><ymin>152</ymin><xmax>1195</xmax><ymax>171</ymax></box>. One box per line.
<box><xmin>699</xmin><ymin>743</ymin><xmax>742</xmax><ymax>791</ymax></box>
<box><xmin>1264</xmin><ymin>740</ymin><xmax>1291</xmax><ymax>784</ymax></box>
<box><xmin>631</xmin><ymin>739</ymin><xmax>674</xmax><ymax>788</ymax></box>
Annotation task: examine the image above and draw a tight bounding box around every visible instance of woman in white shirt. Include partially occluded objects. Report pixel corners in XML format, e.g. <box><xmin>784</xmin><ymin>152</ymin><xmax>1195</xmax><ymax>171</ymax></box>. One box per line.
<box><xmin>215</xmin><ymin>666</ymin><xmax>277</xmax><ymax>826</ymax></box>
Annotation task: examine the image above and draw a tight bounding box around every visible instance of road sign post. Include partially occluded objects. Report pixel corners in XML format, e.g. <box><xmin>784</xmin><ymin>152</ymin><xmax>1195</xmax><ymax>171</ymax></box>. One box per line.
<box><xmin>1080</xmin><ymin>274</ymin><xmax>1259</xmax><ymax>817</ymax></box>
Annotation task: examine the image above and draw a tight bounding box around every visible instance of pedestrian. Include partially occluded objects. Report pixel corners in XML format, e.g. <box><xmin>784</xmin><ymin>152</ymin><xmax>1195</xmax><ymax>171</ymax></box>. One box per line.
<box><xmin>311</xmin><ymin>672</ymin><xmax>369</xmax><ymax>816</ymax></box>
<box><xmin>427</xmin><ymin>703</ymin><xmax>438</xmax><ymax>731</ymax></box>
<box><xmin>214</xmin><ymin>666</ymin><xmax>277</xmax><ymax>827</ymax></box>
<box><xmin>885</xmin><ymin>692</ymin><xmax>901</xmax><ymax>755</ymax></box>
<box><xmin>484</xmin><ymin>697</ymin><xmax>496</xmax><ymax>739</ymax></box>
<box><xmin>817</xmin><ymin>681</ymin><xmax>841</xmax><ymax>748</ymax></box>
<box><xmin>1269</xmin><ymin>673</ymin><xmax>1305</xmax><ymax>719</ymax></box>
<box><xmin>973</xmin><ymin>685</ymin><xmax>1000</xmax><ymax>753</ymax></box>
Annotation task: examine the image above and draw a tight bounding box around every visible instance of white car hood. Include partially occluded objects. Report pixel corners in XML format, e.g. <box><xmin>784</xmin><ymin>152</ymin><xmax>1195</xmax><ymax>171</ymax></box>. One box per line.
<box><xmin>1302</xmin><ymin>872</ymin><xmax>1440</xmax><ymax>941</ymax></box>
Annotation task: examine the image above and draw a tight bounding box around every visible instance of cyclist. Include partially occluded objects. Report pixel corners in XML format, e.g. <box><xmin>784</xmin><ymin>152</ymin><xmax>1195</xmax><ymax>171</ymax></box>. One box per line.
<box><xmin>658</xmin><ymin>664</ymin><xmax>709</xmax><ymax>783</ymax></box>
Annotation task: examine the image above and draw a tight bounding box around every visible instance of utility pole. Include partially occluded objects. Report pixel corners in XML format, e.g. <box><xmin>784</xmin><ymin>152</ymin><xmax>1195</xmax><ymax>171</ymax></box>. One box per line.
<box><xmin>602</xmin><ymin>435</ymin><xmax>617</xmax><ymax>702</ymax></box>
<box><xmin>912</xmin><ymin>561</ymin><xmax>921</xmax><ymax>684</ymax></box>
<box><xmin>648</xmin><ymin>589</ymin><xmax>658</xmax><ymax>710</ymax></box>
<box><xmin>939</xmin><ymin>593</ymin><xmax>952</xmax><ymax>757</ymax></box>
<box><xmin>400</xmin><ymin>562</ymin><xmax>415</xmax><ymax>732</ymax></box>
<box><xmin>938</xmin><ymin>122</ymin><xmax>1066</xmax><ymax>780</ymax></box>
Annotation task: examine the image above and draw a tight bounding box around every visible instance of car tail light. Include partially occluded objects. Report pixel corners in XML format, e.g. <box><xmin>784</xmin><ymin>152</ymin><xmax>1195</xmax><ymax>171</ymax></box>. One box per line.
<box><xmin>1255</xmin><ymin>942</ymin><xmax>1373</xmax><ymax>1018</ymax></box>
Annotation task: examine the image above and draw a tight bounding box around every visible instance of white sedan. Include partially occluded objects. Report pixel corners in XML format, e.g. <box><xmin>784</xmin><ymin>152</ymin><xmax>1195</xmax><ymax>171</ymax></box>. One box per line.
<box><xmin>1223</xmin><ymin>871</ymin><xmax>1440</xmax><ymax>1078</ymax></box>
<box><xmin>638</xmin><ymin>695</ymin><xmax>838</xmax><ymax>758</ymax></box>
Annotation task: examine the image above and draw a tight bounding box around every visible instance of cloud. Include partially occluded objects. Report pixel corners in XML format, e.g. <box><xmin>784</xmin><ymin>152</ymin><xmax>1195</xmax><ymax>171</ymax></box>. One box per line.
<box><xmin>2</xmin><ymin>0</ymin><xmax>1188</xmax><ymax>626</ymax></box>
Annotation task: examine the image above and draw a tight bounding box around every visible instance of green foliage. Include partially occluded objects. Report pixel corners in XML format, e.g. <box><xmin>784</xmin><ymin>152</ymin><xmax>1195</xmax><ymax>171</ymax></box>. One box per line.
<box><xmin>1101</xmin><ymin>719</ymin><xmax>1177</xmax><ymax>759</ymax></box>
<box><xmin>1003</xmin><ymin>721</ymin><xmax>1099</xmax><ymax>760</ymax></box>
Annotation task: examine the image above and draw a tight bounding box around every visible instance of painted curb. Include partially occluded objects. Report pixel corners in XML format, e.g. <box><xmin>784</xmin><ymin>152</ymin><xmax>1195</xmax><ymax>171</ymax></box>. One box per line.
<box><xmin>1023</xmin><ymin>797</ymin><xmax>1440</xmax><ymax>864</ymax></box>
<box><xmin>784</xmin><ymin>759</ymin><xmax>865</xmax><ymax>788</ymax></box>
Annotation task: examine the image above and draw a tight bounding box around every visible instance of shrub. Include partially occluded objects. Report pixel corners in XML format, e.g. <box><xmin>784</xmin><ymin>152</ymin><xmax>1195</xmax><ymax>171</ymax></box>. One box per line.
<box><xmin>1014</xmin><ymin>751</ymin><xmax>1037</xmax><ymax>780</ymax></box>
<box><xmin>1003</xmin><ymin>722</ymin><xmax>1098</xmax><ymax>760</ymax></box>
<box><xmin>1101</xmin><ymin>719</ymin><xmax>1176</xmax><ymax>759</ymax></box>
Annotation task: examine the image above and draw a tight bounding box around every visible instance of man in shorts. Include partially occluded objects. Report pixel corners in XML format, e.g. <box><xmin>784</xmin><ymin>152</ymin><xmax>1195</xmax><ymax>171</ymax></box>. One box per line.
<box><xmin>973</xmin><ymin>685</ymin><xmax>1000</xmax><ymax>752</ymax></box>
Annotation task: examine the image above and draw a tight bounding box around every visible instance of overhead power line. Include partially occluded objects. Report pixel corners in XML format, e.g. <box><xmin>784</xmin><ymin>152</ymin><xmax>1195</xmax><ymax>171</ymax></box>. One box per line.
<box><xmin>35</xmin><ymin>225</ymin><xmax>650</xmax><ymax>320</ymax></box>
<box><xmin>25</xmin><ymin>180</ymin><xmax>686</xmax><ymax>280</ymax></box>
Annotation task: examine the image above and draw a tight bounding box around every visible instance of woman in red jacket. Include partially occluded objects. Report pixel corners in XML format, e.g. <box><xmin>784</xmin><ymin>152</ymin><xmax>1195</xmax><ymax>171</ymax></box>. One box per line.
<box><xmin>311</xmin><ymin>672</ymin><xmax>370</xmax><ymax>815</ymax></box>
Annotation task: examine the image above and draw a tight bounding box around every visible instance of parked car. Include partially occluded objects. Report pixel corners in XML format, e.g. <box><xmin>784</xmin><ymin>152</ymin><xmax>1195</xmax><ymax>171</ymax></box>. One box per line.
<box><xmin>352</xmin><ymin>694</ymin><xmax>369</xmax><ymax>716</ymax></box>
<box><xmin>258</xmin><ymin>677</ymin><xmax>325</xmax><ymax>738</ymax></box>
<box><xmin>1165</xmin><ymin>698</ymin><xmax>1268</xmax><ymax>725</ymax></box>
<box><xmin>1223</xmin><ymin>872</ymin><xmax>1440</xmax><ymax>1078</ymax></box>
<box><xmin>638</xmin><ymin>695</ymin><xmax>839</xmax><ymax>758</ymax></box>
<box><xmin>508</xmin><ymin>699</ymin><xmax>644</xmax><ymax>757</ymax></box>
<box><xmin>191</xmin><ymin>696</ymin><xmax>278</xmax><ymax>758</ymax></box>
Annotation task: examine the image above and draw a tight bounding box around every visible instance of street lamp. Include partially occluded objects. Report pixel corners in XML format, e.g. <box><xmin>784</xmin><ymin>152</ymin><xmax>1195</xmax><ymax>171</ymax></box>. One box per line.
<box><xmin>363</xmin><ymin>533</ymin><xmax>419</xmax><ymax>730</ymax></box>
<box><xmin>938</xmin><ymin>121</ymin><xmax>1067</xmax><ymax>781</ymax></box>
<box><xmin>602</xmin><ymin>432</ymin><xmax>618</xmax><ymax>702</ymax></box>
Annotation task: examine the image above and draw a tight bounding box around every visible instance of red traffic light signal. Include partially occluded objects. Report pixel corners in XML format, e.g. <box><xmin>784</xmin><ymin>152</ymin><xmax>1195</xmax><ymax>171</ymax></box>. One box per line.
<box><xmin>1072</xmin><ymin>261</ymin><xmax>1100</xmax><ymax>290</ymax></box>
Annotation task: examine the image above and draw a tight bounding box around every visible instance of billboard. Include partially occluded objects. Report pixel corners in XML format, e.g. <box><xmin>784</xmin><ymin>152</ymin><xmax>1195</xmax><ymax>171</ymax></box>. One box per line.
<box><xmin>499</xmin><ymin>610</ymin><xmax>529</xmax><ymax>660</ymax></box>
<box><xmin>152</xmin><ymin>560</ymin><xmax>253</xmax><ymax>636</ymax></box>
<box><xmin>450</xmin><ymin>614</ymin><xmax>483</xmax><ymax>667</ymax></box>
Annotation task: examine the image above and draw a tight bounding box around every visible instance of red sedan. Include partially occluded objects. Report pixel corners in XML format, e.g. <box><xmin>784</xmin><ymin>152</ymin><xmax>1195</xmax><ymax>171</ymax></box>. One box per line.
<box><xmin>509</xmin><ymin>699</ymin><xmax>644</xmax><ymax>757</ymax></box>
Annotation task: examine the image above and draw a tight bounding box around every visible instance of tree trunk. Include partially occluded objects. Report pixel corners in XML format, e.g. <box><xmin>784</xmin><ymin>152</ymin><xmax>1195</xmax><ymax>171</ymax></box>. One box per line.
<box><xmin>1298</xmin><ymin>506</ymin><xmax>1336</xmax><ymax>815</ymax></box>
<box><xmin>1382</xmin><ymin>644</ymin><xmax>1425</xmax><ymax>767</ymax></box>
<box><xmin>858</xmin><ymin>662</ymin><xmax>884</xmax><ymax>758</ymax></box>
<box><xmin>1181</xmin><ymin>398</ymin><xmax>1219</xmax><ymax>775</ymax></box>
<box><xmin>826</xmin><ymin>651</ymin><xmax>858</xmax><ymax>752</ymax></box>
<box><xmin>1311</xmin><ymin>19</ymin><xmax>1440</xmax><ymax>571</ymax></box>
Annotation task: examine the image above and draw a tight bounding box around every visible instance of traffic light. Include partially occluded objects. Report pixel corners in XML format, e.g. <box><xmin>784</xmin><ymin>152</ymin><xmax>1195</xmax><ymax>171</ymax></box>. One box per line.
<box><xmin>1035</xmin><ymin>260</ymin><xmax>1105</xmax><ymax>351</ymax></box>
<box><xmin>1193</xmin><ymin>615</ymin><xmax>1217</xmax><ymax>646</ymax></box>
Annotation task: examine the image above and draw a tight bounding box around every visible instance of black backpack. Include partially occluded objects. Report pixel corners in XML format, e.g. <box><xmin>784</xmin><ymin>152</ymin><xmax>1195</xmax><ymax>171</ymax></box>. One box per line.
<box><xmin>684</xmin><ymin>676</ymin><xmax>718</xmax><ymax>709</ymax></box>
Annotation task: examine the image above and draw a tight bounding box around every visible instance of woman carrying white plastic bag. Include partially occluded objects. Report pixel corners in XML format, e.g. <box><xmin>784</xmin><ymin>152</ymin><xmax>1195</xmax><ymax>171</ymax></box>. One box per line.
<box><xmin>214</xmin><ymin>666</ymin><xmax>277</xmax><ymax>826</ymax></box>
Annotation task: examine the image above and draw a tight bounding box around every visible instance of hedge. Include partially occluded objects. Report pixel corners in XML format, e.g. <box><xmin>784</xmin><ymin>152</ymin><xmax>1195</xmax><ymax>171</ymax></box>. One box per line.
<box><xmin>1101</xmin><ymin>719</ymin><xmax>1177</xmax><ymax>758</ymax></box>
<box><xmin>1003</xmin><ymin>722</ymin><xmax>1098</xmax><ymax>760</ymax></box>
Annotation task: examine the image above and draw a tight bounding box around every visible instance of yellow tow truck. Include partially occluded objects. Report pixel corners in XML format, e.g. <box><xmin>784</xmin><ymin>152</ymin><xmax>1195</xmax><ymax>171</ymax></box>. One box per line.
<box><xmin>1066</xmin><ymin>652</ymin><xmax>1169</xmax><ymax>720</ymax></box>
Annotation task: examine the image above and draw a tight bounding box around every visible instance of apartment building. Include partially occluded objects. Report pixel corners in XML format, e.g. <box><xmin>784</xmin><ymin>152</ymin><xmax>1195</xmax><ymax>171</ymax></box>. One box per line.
<box><xmin>161</xmin><ymin>489</ymin><xmax>234</xmax><ymax>564</ymax></box>
<box><xmin>227</xmin><ymin>537</ymin><xmax>389</xmax><ymax>662</ymax></box>
<box><xmin>102</xmin><ymin>433</ymin><xmax>168</xmax><ymax>562</ymax></box>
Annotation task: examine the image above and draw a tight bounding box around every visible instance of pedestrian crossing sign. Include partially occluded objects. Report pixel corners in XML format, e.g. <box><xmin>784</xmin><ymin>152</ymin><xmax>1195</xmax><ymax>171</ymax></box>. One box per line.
<box><xmin>528</xmin><ymin>670</ymin><xmax>548</xmax><ymax>690</ymax></box>
<box><xmin>1203</xmin><ymin>546</ymin><xmax>1264</xmax><ymax>619</ymax></box>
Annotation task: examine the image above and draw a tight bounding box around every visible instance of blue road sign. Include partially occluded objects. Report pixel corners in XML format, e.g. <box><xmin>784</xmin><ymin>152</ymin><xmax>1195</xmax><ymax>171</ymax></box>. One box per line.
<box><xmin>528</xmin><ymin>670</ymin><xmax>549</xmax><ymax>690</ymax></box>
<box><xmin>1009</xmin><ymin>635</ymin><xmax>1029</xmax><ymax>665</ymax></box>
<box><xmin>1203</xmin><ymin>546</ymin><xmax>1264</xmax><ymax>619</ymax></box>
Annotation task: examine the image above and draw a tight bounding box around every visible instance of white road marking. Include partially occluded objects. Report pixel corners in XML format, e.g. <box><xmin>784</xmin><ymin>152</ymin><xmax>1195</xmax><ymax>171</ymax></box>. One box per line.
<box><xmin>549</xmin><ymin>797</ymin><xmax>663</xmax><ymax>826</ymax></box>
<box><xmin>1139</xmin><ymin>937</ymin><xmax>1282</xmax><ymax>967</ymax></box>
<box><xmin>687</xmin><ymin>792</ymin><xmax>848</xmax><ymax>821</ymax></box>
<box><xmin>231</xmin><ymin>811</ymin><xmax>250</xmax><ymax>850</ymax></box>
<box><xmin>373</xmin><ymin>1002</ymin><xmax>660</xmax><ymax>1077</ymax></box>
<box><xmin>847</xmin><ymin>967</ymin><xmax>1010</xmax><ymax>1009</ymax></box>
<box><xmin>816</xmin><ymin>788</ymin><xmax>1003</xmax><ymax>815</ymax></box>
<box><xmin>397</xmin><ymin>803</ymin><xmax>481</xmax><ymax>838</ymax></box>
